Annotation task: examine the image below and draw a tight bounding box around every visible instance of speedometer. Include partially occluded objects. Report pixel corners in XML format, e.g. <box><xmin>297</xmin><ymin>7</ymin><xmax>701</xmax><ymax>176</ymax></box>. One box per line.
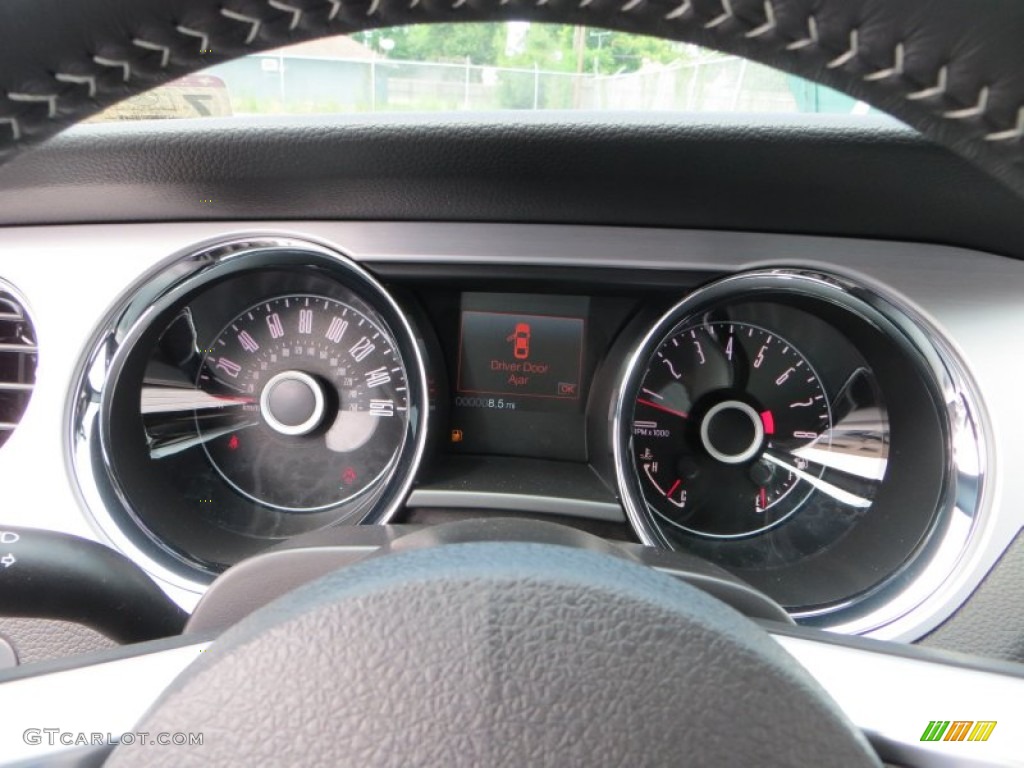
<box><xmin>633</xmin><ymin>321</ymin><xmax>832</xmax><ymax>538</ymax></box>
<box><xmin>71</xmin><ymin>236</ymin><xmax>429</xmax><ymax>582</ymax></box>
<box><xmin>197</xmin><ymin>294</ymin><xmax>409</xmax><ymax>512</ymax></box>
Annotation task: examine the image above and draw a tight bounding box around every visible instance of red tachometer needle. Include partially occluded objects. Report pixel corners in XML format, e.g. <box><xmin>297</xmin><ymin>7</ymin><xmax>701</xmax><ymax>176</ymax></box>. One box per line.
<box><xmin>636</xmin><ymin>398</ymin><xmax>689</xmax><ymax>420</ymax></box>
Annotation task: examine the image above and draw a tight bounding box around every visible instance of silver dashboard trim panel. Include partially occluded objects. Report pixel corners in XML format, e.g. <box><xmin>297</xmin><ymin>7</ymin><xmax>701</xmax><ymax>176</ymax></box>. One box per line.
<box><xmin>0</xmin><ymin>641</ymin><xmax>212</xmax><ymax>765</ymax></box>
<box><xmin>772</xmin><ymin>634</ymin><xmax>1024</xmax><ymax>768</ymax></box>
<box><xmin>0</xmin><ymin>221</ymin><xmax>1017</xmax><ymax>641</ymax></box>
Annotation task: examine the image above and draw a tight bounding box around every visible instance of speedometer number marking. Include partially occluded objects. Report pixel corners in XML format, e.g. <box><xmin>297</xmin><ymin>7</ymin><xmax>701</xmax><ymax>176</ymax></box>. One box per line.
<box><xmin>369</xmin><ymin>399</ymin><xmax>394</xmax><ymax>417</ymax></box>
<box><xmin>349</xmin><ymin>337</ymin><xmax>375</xmax><ymax>362</ymax></box>
<box><xmin>364</xmin><ymin>367</ymin><xmax>391</xmax><ymax>388</ymax></box>
<box><xmin>267</xmin><ymin>312</ymin><xmax>285</xmax><ymax>339</ymax></box>
<box><xmin>325</xmin><ymin>317</ymin><xmax>348</xmax><ymax>343</ymax></box>
<box><xmin>237</xmin><ymin>331</ymin><xmax>259</xmax><ymax>353</ymax></box>
<box><xmin>215</xmin><ymin>357</ymin><xmax>242</xmax><ymax>378</ymax></box>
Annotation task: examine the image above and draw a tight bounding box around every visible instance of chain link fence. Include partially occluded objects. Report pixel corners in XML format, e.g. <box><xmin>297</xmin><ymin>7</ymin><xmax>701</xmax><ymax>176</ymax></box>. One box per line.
<box><xmin>207</xmin><ymin>53</ymin><xmax>858</xmax><ymax>115</ymax></box>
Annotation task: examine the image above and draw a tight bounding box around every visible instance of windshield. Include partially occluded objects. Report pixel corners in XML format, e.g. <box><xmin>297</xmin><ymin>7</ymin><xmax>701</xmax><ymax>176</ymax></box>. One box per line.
<box><xmin>90</xmin><ymin>23</ymin><xmax>877</xmax><ymax>121</ymax></box>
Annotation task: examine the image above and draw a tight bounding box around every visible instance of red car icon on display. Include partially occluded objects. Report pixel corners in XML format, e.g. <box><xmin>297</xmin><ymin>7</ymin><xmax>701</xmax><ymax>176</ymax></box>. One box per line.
<box><xmin>508</xmin><ymin>323</ymin><xmax>531</xmax><ymax>359</ymax></box>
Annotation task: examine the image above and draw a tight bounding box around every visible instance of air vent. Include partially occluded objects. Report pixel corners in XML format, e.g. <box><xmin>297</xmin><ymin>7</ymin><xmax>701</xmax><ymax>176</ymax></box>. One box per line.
<box><xmin>0</xmin><ymin>283</ymin><xmax>36</xmax><ymax>449</ymax></box>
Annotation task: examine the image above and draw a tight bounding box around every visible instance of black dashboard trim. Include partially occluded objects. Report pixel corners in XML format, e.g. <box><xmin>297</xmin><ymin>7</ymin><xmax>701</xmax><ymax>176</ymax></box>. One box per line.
<box><xmin>1</xmin><ymin>113</ymin><xmax>1022</xmax><ymax>262</ymax></box>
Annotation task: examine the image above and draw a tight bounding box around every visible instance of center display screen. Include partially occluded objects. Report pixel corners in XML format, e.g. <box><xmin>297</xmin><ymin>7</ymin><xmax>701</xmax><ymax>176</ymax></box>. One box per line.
<box><xmin>449</xmin><ymin>293</ymin><xmax>591</xmax><ymax>461</ymax></box>
<box><xmin>457</xmin><ymin>310</ymin><xmax>585</xmax><ymax>403</ymax></box>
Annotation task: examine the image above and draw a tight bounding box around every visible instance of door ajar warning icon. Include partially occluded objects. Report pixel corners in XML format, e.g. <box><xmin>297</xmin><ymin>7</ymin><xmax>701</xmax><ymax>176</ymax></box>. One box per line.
<box><xmin>920</xmin><ymin>720</ymin><xmax>997</xmax><ymax>742</ymax></box>
<box><xmin>507</xmin><ymin>323</ymin><xmax>531</xmax><ymax>360</ymax></box>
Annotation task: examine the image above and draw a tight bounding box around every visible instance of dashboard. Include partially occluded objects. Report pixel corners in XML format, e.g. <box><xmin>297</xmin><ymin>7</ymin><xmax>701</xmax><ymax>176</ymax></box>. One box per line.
<box><xmin>0</xmin><ymin>219</ymin><xmax>1018</xmax><ymax>647</ymax></box>
<box><xmin>5</xmin><ymin>0</ymin><xmax>1024</xmax><ymax>755</ymax></box>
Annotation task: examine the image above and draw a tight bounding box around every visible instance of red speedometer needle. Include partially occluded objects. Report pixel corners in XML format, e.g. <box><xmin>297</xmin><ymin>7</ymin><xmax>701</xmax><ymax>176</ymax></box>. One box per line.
<box><xmin>636</xmin><ymin>398</ymin><xmax>689</xmax><ymax>420</ymax></box>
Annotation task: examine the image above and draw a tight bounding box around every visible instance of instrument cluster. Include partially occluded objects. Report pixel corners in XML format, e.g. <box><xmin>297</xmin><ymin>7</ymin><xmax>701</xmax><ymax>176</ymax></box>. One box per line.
<box><xmin>67</xmin><ymin>235</ymin><xmax>984</xmax><ymax>633</ymax></box>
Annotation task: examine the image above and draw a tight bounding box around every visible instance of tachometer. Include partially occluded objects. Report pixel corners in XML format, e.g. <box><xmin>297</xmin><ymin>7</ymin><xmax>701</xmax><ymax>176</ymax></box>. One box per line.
<box><xmin>612</xmin><ymin>269</ymin><xmax>989</xmax><ymax>631</ymax></box>
<box><xmin>633</xmin><ymin>321</ymin><xmax>831</xmax><ymax>538</ymax></box>
<box><xmin>197</xmin><ymin>294</ymin><xmax>409</xmax><ymax>511</ymax></box>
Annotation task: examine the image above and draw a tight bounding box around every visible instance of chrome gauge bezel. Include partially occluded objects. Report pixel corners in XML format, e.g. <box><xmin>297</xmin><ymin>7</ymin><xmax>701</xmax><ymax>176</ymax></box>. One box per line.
<box><xmin>66</xmin><ymin>234</ymin><xmax>429</xmax><ymax>593</ymax></box>
<box><xmin>612</xmin><ymin>269</ymin><xmax>987</xmax><ymax>634</ymax></box>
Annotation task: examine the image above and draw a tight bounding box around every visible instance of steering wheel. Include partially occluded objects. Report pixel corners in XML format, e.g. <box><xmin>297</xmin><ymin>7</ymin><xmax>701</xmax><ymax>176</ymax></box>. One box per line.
<box><xmin>1</xmin><ymin>0</ymin><xmax>1022</xmax><ymax>765</ymax></box>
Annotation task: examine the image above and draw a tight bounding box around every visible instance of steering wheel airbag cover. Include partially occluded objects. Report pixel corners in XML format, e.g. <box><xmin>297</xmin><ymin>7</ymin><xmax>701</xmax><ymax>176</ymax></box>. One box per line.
<box><xmin>110</xmin><ymin>543</ymin><xmax>878</xmax><ymax>766</ymax></box>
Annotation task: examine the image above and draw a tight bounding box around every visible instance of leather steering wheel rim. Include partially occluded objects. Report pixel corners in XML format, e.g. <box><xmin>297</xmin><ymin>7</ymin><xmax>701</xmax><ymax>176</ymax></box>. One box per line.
<box><xmin>0</xmin><ymin>0</ymin><xmax>1023</xmax><ymax>194</ymax></box>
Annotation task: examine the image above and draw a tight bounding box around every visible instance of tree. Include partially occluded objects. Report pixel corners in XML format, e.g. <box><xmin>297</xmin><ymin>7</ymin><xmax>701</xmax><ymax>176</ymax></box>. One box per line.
<box><xmin>355</xmin><ymin>24</ymin><xmax>504</xmax><ymax>65</ymax></box>
<box><xmin>498</xmin><ymin>24</ymin><xmax>575</xmax><ymax>71</ymax></box>
<box><xmin>357</xmin><ymin>23</ymin><xmax>690</xmax><ymax>74</ymax></box>
<box><xmin>589</xmin><ymin>29</ymin><xmax>689</xmax><ymax>74</ymax></box>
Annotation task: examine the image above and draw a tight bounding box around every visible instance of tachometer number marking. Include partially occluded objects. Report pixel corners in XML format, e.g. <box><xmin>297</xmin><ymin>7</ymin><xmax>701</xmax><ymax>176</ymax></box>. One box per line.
<box><xmin>753</xmin><ymin>344</ymin><xmax>767</xmax><ymax>368</ymax></box>
<box><xmin>660</xmin><ymin>357</ymin><xmax>682</xmax><ymax>380</ymax></box>
<box><xmin>775</xmin><ymin>367</ymin><xmax>796</xmax><ymax>386</ymax></box>
<box><xmin>693</xmin><ymin>340</ymin><xmax>706</xmax><ymax>364</ymax></box>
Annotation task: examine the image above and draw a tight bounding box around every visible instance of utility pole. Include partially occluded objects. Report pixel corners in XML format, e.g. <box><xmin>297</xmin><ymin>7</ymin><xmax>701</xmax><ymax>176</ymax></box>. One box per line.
<box><xmin>590</xmin><ymin>30</ymin><xmax>610</xmax><ymax>75</ymax></box>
